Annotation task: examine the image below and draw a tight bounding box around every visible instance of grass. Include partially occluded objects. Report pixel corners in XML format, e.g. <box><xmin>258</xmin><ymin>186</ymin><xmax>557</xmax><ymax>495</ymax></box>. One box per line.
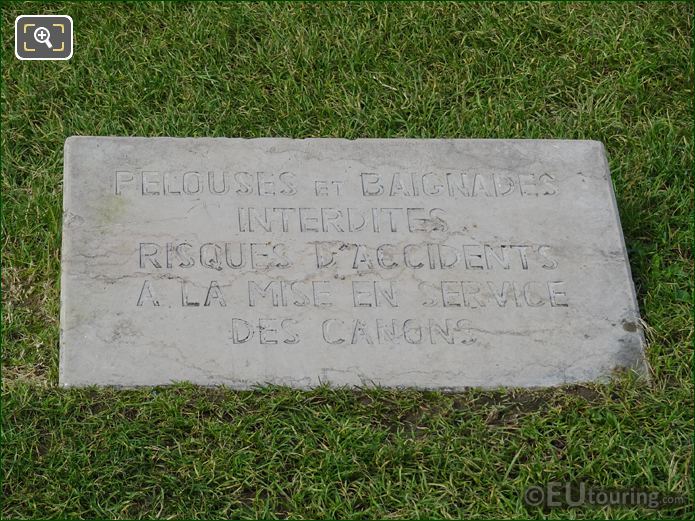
<box><xmin>1</xmin><ymin>1</ymin><xmax>693</xmax><ymax>519</ymax></box>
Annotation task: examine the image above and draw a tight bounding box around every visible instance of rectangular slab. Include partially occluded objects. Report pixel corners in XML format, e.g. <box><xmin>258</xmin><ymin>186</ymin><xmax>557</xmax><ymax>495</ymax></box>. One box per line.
<box><xmin>60</xmin><ymin>137</ymin><xmax>647</xmax><ymax>388</ymax></box>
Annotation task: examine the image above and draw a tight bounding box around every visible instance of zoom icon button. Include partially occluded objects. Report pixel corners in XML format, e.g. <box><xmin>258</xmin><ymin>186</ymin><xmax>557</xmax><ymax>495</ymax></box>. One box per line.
<box><xmin>15</xmin><ymin>15</ymin><xmax>73</xmax><ymax>60</ymax></box>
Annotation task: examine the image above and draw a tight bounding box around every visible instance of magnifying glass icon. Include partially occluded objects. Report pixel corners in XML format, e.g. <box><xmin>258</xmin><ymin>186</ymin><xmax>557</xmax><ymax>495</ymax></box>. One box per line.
<box><xmin>33</xmin><ymin>26</ymin><xmax>53</xmax><ymax>49</ymax></box>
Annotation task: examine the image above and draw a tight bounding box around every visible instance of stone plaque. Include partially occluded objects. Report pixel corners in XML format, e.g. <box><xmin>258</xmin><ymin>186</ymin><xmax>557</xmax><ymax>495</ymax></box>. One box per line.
<box><xmin>60</xmin><ymin>137</ymin><xmax>647</xmax><ymax>388</ymax></box>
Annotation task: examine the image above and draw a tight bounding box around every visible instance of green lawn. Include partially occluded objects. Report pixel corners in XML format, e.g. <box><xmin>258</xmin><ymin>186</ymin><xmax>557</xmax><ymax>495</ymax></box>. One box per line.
<box><xmin>1</xmin><ymin>1</ymin><xmax>693</xmax><ymax>519</ymax></box>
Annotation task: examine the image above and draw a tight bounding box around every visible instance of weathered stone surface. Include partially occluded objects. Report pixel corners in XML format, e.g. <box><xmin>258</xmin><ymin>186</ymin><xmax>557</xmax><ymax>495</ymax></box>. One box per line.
<box><xmin>59</xmin><ymin>137</ymin><xmax>647</xmax><ymax>388</ymax></box>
